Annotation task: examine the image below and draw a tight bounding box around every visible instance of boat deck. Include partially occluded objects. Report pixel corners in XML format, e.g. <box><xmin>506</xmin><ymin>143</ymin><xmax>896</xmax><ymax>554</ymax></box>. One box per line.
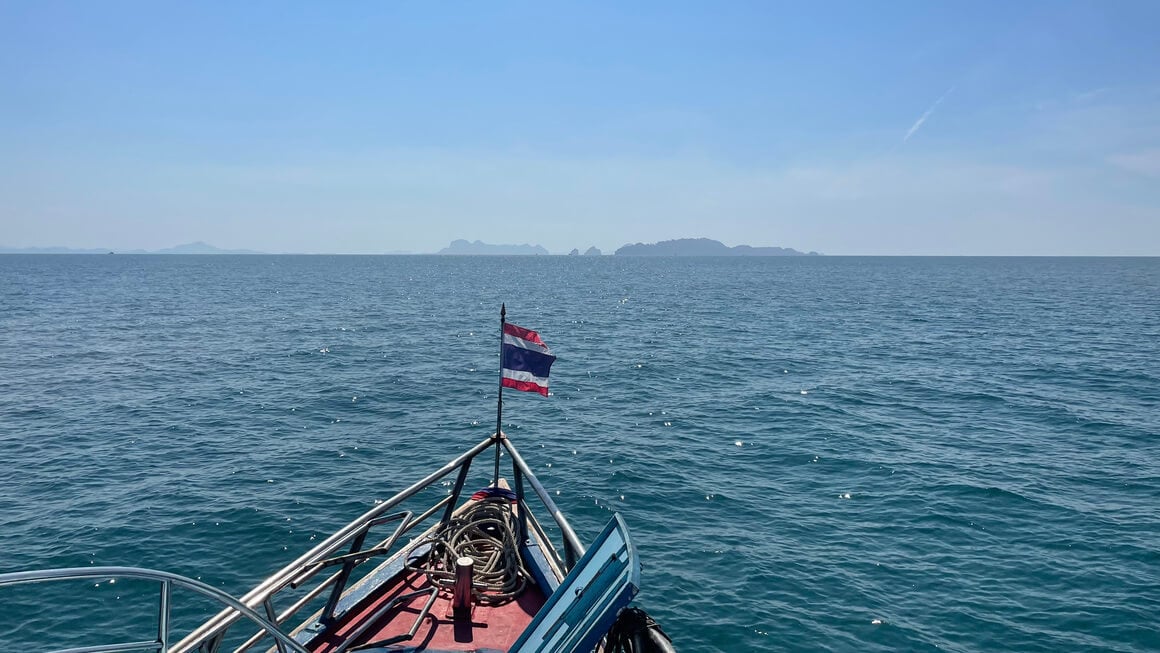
<box><xmin>309</xmin><ymin>568</ymin><xmax>547</xmax><ymax>652</ymax></box>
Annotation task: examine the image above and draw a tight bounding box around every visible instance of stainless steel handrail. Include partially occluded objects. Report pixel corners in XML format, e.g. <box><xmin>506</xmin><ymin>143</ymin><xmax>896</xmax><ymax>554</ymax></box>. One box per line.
<box><xmin>9</xmin><ymin>434</ymin><xmax>592</xmax><ymax>653</ymax></box>
<box><xmin>174</xmin><ymin>435</ymin><xmax>498</xmax><ymax>651</ymax></box>
<box><xmin>502</xmin><ymin>435</ymin><xmax>587</xmax><ymax>566</ymax></box>
<box><xmin>0</xmin><ymin>567</ymin><xmax>309</xmax><ymax>653</ymax></box>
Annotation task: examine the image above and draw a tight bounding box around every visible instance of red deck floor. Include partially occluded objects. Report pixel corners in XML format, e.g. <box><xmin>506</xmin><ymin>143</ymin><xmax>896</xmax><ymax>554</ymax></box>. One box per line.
<box><xmin>309</xmin><ymin>569</ymin><xmax>547</xmax><ymax>652</ymax></box>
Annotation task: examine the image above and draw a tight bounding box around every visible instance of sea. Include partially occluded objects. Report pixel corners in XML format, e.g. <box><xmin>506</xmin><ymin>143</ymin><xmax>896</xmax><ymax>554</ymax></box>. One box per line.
<box><xmin>1</xmin><ymin>254</ymin><xmax>1157</xmax><ymax>652</ymax></box>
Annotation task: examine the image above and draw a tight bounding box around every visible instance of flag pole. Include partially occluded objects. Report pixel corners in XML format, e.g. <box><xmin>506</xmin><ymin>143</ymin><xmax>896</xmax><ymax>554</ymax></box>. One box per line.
<box><xmin>493</xmin><ymin>303</ymin><xmax>506</xmax><ymax>485</ymax></box>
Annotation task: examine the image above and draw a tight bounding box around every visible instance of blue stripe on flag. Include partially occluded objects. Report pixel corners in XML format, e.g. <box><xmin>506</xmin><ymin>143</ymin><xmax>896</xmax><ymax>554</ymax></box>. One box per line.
<box><xmin>503</xmin><ymin>343</ymin><xmax>556</xmax><ymax>378</ymax></box>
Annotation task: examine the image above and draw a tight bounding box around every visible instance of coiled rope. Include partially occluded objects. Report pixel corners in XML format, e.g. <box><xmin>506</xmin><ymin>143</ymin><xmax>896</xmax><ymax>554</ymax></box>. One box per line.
<box><xmin>407</xmin><ymin>497</ymin><xmax>529</xmax><ymax>605</ymax></box>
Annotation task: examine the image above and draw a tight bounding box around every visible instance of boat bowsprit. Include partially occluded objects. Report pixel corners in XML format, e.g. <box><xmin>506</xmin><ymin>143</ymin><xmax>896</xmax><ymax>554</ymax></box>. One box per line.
<box><xmin>0</xmin><ymin>432</ymin><xmax>675</xmax><ymax>653</ymax></box>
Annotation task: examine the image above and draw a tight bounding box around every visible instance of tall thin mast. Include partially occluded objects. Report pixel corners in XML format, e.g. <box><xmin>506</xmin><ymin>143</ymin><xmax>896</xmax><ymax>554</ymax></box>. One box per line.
<box><xmin>493</xmin><ymin>303</ymin><xmax>506</xmax><ymax>485</ymax></box>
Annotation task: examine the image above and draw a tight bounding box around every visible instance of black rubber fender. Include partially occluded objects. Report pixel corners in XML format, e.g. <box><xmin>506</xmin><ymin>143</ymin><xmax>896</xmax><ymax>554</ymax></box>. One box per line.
<box><xmin>605</xmin><ymin>607</ymin><xmax>676</xmax><ymax>653</ymax></box>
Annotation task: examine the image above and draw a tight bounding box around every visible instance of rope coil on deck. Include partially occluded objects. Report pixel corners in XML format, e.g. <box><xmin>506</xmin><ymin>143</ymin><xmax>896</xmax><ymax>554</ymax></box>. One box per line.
<box><xmin>408</xmin><ymin>496</ymin><xmax>529</xmax><ymax>605</ymax></box>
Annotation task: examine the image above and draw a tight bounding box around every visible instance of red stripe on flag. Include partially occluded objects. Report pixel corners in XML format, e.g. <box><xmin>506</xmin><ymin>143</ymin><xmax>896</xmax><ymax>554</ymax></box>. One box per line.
<box><xmin>502</xmin><ymin>322</ymin><xmax>546</xmax><ymax>347</ymax></box>
<box><xmin>502</xmin><ymin>377</ymin><xmax>549</xmax><ymax>396</ymax></box>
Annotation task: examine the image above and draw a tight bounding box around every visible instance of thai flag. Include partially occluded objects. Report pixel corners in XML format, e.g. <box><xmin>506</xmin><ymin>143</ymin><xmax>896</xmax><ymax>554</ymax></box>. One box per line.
<box><xmin>501</xmin><ymin>323</ymin><xmax>556</xmax><ymax>396</ymax></box>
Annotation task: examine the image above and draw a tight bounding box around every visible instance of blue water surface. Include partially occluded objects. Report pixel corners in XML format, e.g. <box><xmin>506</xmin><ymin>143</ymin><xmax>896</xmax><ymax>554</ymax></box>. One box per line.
<box><xmin>1</xmin><ymin>255</ymin><xmax>1158</xmax><ymax>652</ymax></box>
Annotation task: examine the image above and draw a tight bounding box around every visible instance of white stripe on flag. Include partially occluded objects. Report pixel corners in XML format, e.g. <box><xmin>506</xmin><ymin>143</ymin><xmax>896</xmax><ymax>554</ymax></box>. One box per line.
<box><xmin>501</xmin><ymin>368</ymin><xmax>550</xmax><ymax>386</ymax></box>
<box><xmin>503</xmin><ymin>333</ymin><xmax>553</xmax><ymax>355</ymax></box>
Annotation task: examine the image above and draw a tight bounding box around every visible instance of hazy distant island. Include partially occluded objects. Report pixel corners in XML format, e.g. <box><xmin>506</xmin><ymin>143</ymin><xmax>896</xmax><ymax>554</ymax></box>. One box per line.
<box><xmin>0</xmin><ymin>241</ymin><xmax>265</xmax><ymax>255</ymax></box>
<box><xmin>152</xmin><ymin>241</ymin><xmax>265</xmax><ymax>255</ymax></box>
<box><xmin>615</xmin><ymin>238</ymin><xmax>820</xmax><ymax>256</ymax></box>
<box><xmin>436</xmin><ymin>239</ymin><xmax>550</xmax><ymax>255</ymax></box>
<box><xmin>4</xmin><ymin>238</ymin><xmax>818</xmax><ymax>257</ymax></box>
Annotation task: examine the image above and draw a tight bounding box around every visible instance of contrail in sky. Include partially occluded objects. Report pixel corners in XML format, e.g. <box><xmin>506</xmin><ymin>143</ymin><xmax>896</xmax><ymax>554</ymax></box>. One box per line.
<box><xmin>903</xmin><ymin>85</ymin><xmax>956</xmax><ymax>143</ymax></box>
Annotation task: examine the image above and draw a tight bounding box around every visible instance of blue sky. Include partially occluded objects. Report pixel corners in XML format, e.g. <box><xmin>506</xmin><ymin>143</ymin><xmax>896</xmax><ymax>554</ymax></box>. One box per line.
<box><xmin>2</xmin><ymin>1</ymin><xmax>1158</xmax><ymax>254</ymax></box>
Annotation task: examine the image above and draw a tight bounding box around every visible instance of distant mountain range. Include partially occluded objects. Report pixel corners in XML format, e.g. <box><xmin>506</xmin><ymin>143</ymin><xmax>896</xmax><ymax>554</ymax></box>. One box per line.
<box><xmin>434</xmin><ymin>238</ymin><xmax>817</xmax><ymax>256</ymax></box>
<box><xmin>154</xmin><ymin>242</ymin><xmax>265</xmax><ymax>254</ymax></box>
<box><xmin>3</xmin><ymin>238</ymin><xmax>820</xmax><ymax>256</ymax></box>
<box><xmin>615</xmin><ymin>238</ymin><xmax>819</xmax><ymax>256</ymax></box>
<box><xmin>436</xmin><ymin>239</ymin><xmax>550</xmax><ymax>255</ymax></box>
<box><xmin>0</xmin><ymin>241</ymin><xmax>265</xmax><ymax>255</ymax></box>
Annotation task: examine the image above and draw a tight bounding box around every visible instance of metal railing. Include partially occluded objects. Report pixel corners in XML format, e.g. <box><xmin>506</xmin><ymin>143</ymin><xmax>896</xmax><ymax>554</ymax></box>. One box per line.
<box><xmin>503</xmin><ymin>436</ymin><xmax>586</xmax><ymax>570</ymax></box>
<box><xmin>3</xmin><ymin>433</ymin><xmax>587</xmax><ymax>653</ymax></box>
<box><xmin>0</xmin><ymin>567</ymin><xmax>309</xmax><ymax>653</ymax></box>
<box><xmin>184</xmin><ymin>432</ymin><xmax>583</xmax><ymax>652</ymax></box>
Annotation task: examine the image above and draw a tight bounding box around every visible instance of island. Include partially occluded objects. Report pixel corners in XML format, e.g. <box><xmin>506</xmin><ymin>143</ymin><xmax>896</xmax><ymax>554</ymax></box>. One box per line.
<box><xmin>436</xmin><ymin>240</ymin><xmax>550</xmax><ymax>255</ymax></box>
<box><xmin>614</xmin><ymin>238</ymin><xmax>819</xmax><ymax>256</ymax></box>
<box><xmin>568</xmin><ymin>246</ymin><xmax>603</xmax><ymax>256</ymax></box>
<box><xmin>0</xmin><ymin>241</ymin><xmax>265</xmax><ymax>255</ymax></box>
<box><xmin>152</xmin><ymin>241</ymin><xmax>265</xmax><ymax>255</ymax></box>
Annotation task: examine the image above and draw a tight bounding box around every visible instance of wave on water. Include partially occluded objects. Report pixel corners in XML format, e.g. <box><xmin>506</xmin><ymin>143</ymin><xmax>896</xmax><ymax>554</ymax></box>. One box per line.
<box><xmin>1</xmin><ymin>255</ymin><xmax>1158</xmax><ymax>652</ymax></box>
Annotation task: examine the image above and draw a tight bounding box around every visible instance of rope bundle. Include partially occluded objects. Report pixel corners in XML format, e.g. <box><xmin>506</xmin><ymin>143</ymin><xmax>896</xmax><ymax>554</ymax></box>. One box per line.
<box><xmin>409</xmin><ymin>497</ymin><xmax>529</xmax><ymax>605</ymax></box>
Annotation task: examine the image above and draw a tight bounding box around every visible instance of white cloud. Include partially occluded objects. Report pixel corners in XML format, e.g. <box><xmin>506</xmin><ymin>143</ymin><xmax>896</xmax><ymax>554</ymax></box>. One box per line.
<box><xmin>1107</xmin><ymin>149</ymin><xmax>1160</xmax><ymax>178</ymax></box>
